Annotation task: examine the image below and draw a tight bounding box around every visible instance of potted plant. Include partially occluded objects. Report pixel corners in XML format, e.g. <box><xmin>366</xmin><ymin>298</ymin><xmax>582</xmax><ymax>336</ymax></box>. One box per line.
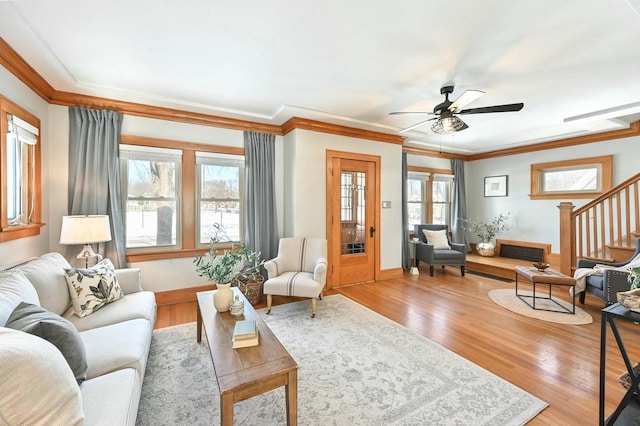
<box><xmin>461</xmin><ymin>212</ymin><xmax>512</xmax><ymax>256</ymax></box>
<box><xmin>194</xmin><ymin>242</ymin><xmax>265</xmax><ymax>309</ymax></box>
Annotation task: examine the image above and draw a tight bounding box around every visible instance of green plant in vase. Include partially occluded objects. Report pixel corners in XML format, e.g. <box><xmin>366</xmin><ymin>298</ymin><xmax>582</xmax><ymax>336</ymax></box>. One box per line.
<box><xmin>461</xmin><ymin>212</ymin><xmax>512</xmax><ymax>256</ymax></box>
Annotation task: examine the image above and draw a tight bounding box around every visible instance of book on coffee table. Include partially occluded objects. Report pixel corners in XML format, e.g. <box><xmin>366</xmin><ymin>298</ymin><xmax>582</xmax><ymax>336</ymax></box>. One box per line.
<box><xmin>233</xmin><ymin>319</ymin><xmax>256</xmax><ymax>340</ymax></box>
<box><xmin>232</xmin><ymin>329</ymin><xmax>260</xmax><ymax>349</ymax></box>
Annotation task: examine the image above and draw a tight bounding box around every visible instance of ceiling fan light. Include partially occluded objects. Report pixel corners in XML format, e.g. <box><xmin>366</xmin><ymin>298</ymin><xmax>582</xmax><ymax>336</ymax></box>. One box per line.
<box><xmin>431</xmin><ymin>116</ymin><xmax>466</xmax><ymax>134</ymax></box>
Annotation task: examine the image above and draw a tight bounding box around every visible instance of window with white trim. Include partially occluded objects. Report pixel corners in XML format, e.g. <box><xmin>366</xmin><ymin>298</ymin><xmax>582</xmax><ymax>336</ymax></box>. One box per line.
<box><xmin>196</xmin><ymin>152</ymin><xmax>244</xmax><ymax>244</ymax></box>
<box><xmin>120</xmin><ymin>145</ymin><xmax>182</xmax><ymax>248</ymax></box>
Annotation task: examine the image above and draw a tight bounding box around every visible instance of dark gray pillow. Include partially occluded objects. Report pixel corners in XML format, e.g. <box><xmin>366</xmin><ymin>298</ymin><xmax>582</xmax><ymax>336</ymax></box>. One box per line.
<box><xmin>6</xmin><ymin>302</ymin><xmax>88</xmax><ymax>384</ymax></box>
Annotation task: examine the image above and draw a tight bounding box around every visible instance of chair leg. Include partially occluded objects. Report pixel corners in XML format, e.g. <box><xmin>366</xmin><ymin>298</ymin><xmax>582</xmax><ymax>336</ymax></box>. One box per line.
<box><xmin>311</xmin><ymin>298</ymin><xmax>317</xmax><ymax>318</ymax></box>
<box><xmin>267</xmin><ymin>294</ymin><xmax>273</xmax><ymax>314</ymax></box>
<box><xmin>579</xmin><ymin>291</ymin><xmax>585</xmax><ymax>304</ymax></box>
<box><xmin>429</xmin><ymin>265</ymin><xmax>434</xmax><ymax>276</ymax></box>
<box><xmin>461</xmin><ymin>266</ymin><xmax>465</xmax><ymax>277</ymax></box>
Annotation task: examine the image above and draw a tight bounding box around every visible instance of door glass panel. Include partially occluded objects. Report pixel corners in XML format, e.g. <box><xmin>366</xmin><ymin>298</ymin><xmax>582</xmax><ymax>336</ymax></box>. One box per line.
<box><xmin>341</xmin><ymin>171</ymin><xmax>366</xmax><ymax>254</ymax></box>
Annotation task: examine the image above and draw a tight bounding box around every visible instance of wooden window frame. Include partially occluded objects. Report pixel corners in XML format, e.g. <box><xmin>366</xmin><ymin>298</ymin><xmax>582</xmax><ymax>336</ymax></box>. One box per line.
<box><xmin>0</xmin><ymin>95</ymin><xmax>44</xmax><ymax>242</ymax></box>
<box><xmin>407</xmin><ymin>166</ymin><xmax>453</xmax><ymax>229</ymax></box>
<box><xmin>529</xmin><ymin>155</ymin><xmax>613</xmax><ymax>200</ymax></box>
<box><xmin>120</xmin><ymin>135</ymin><xmax>243</xmax><ymax>262</ymax></box>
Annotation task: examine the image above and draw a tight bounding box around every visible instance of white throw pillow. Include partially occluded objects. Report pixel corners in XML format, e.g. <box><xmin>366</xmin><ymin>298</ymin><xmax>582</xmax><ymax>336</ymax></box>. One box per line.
<box><xmin>422</xmin><ymin>229</ymin><xmax>451</xmax><ymax>249</ymax></box>
<box><xmin>64</xmin><ymin>258</ymin><xmax>124</xmax><ymax>318</ymax></box>
<box><xmin>0</xmin><ymin>327</ymin><xmax>84</xmax><ymax>425</ymax></box>
<box><xmin>0</xmin><ymin>270</ymin><xmax>40</xmax><ymax>326</ymax></box>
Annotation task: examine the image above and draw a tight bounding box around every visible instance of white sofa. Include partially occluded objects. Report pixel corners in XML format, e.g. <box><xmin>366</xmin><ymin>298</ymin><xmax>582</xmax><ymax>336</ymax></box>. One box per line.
<box><xmin>0</xmin><ymin>252</ymin><xmax>156</xmax><ymax>425</ymax></box>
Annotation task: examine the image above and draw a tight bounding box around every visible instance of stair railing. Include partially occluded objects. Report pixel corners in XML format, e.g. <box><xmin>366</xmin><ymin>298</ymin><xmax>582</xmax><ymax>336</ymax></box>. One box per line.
<box><xmin>558</xmin><ymin>172</ymin><xmax>640</xmax><ymax>275</ymax></box>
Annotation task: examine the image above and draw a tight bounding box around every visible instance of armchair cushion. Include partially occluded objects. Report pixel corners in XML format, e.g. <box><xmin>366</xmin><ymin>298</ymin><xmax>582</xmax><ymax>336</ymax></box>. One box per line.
<box><xmin>263</xmin><ymin>271</ymin><xmax>321</xmax><ymax>298</ymax></box>
<box><xmin>422</xmin><ymin>229</ymin><xmax>451</xmax><ymax>249</ymax></box>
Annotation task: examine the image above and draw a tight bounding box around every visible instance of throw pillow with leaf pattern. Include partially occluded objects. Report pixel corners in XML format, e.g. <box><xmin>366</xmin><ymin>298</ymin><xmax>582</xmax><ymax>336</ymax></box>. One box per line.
<box><xmin>63</xmin><ymin>258</ymin><xmax>124</xmax><ymax>317</ymax></box>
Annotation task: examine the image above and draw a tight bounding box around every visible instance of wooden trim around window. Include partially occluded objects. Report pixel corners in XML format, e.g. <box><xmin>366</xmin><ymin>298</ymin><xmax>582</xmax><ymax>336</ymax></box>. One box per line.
<box><xmin>529</xmin><ymin>155</ymin><xmax>613</xmax><ymax>200</ymax></box>
<box><xmin>0</xmin><ymin>95</ymin><xmax>44</xmax><ymax>242</ymax></box>
<box><xmin>407</xmin><ymin>166</ymin><xmax>453</xmax><ymax>175</ymax></box>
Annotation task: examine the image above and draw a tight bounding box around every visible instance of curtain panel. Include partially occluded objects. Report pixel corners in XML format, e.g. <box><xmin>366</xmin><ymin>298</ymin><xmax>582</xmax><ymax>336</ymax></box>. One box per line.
<box><xmin>451</xmin><ymin>159</ymin><xmax>470</xmax><ymax>252</ymax></box>
<box><xmin>68</xmin><ymin>107</ymin><xmax>126</xmax><ymax>268</ymax></box>
<box><xmin>401</xmin><ymin>153</ymin><xmax>411</xmax><ymax>270</ymax></box>
<box><xmin>244</xmin><ymin>131</ymin><xmax>279</xmax><ymax>262</ymax></box>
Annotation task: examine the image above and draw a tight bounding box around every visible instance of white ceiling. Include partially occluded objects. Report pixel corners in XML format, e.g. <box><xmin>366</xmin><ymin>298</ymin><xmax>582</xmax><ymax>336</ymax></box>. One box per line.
<box><xmin>1</xmin><ymin>0</ymin><xmax>640</xmax><ymax>154</ymax></box>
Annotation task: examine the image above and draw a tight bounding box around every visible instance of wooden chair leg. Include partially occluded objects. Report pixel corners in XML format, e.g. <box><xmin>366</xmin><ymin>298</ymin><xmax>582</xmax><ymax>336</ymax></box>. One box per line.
<box><xmin>429</xmin><ymin>265</ymin><xmax>434</xmax><ymax>276</ymax></box>
<box><xmin>461</xmin><ymin>265</ymin><xmax>465</xmax><ymax>276</ymax></box>
<box><xmin>267</xmin><ymin>294</ymin><xmax>273</xmax><ymax>314</ymax></box>
<box><xmin>579</xmin><ymin>291</ymin><xmax>586</xmax><ymax>304</ymax></box>
<box><xmin>311</xmin><ymin>298</ymin><xmax>317</xmax><ymax>318</ymax></box>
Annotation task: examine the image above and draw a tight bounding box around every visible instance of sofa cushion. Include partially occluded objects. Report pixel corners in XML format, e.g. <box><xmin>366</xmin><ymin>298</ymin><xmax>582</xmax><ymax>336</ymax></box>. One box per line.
<box><xmin>6</xmin><ymin>302</ymin><xmax>88</xmax><ymax>384</ymax></box>
<box><xmin>69</xmin><ymin>290</ymin><xmax>157</xmax><ymax>332</ymax></box>
<box><xmin>0</xmin><ymin>327</ymin><xmax>84</xmax><ymax>425</ymax></box>
<box><xmin>15</xmin><ymin>252</ymin><xmax>73</xmax><ymax>315</ymax></box>
<box><xmin>0</xmin><ymin>270</ymin><xmax>40</xmax><ymax>326</ymax></box>
<box><xmin>422</xmin><ymin>229</ymin><xmax>451</xmax><ymax>250</ymax></box>
<box><xmin>81</xmin><ymin>318</ymin><xmax>152</xmax><ymax>379</ymax></box>
<box><xmin>64</xmin><ymin>258</ymin><xmax>124</xmax><ymax>318</ymax></box>
<box><xmin>81</xmin><ymin>368</ymin><xmax>140</xmax><ymax>426</ymax></box>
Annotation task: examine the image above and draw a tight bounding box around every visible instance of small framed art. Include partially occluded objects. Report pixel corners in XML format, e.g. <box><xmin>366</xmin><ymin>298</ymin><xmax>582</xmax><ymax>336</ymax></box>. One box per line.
<box><xmin>484</xmin><ymin>175</ymin><xmax>508</xmax><ymax>197</ymax></box>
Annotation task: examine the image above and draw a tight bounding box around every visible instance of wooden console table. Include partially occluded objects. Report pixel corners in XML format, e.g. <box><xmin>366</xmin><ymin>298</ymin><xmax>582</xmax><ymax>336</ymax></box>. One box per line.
<box><xmin>196</xmin><ymin>288</ymin><xmax>298</xmax><ymax>425</ymax></box>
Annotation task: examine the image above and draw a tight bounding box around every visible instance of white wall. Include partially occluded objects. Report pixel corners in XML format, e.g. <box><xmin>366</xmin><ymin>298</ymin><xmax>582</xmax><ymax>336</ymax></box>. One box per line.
<box><xmin>0</xmin><ymin>65</ymin><xmax>50</xmax><ymax>265</ymax></box>
<box><xmin>285</xmin><ymin>130</ymin><xmax>403</xmax><ymax>271</ymax></box>
<box><xmin>465</xmin><ymin>134</ymin><xmax>640</xmax><ymax>252</ymax></box>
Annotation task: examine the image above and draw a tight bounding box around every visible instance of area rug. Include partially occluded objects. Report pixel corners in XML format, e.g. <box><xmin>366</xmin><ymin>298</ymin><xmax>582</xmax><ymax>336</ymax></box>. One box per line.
<box><xmin>488</xmin><ymin>288</ymin><xmax>593</xmax><ymax>325</ymax></box>
<box><xmin>137</xmin><ymin>295</ymin><xmax>547</xmax><ymax>425</ymax></box>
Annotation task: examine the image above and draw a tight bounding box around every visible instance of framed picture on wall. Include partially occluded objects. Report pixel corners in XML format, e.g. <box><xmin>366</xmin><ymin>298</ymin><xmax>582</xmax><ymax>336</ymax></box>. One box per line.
<box><xmin>484</xmin><ymin>175</ymin><xmax>508</xmax><ymax>197</ymax></box>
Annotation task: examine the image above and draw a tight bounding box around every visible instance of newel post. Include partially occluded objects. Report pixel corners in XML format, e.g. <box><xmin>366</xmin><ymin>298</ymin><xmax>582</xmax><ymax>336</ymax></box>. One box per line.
<box><xmin>557</xmin><ymin>202</ymin><xmax>575</xmax><ymax>276</ymax></box>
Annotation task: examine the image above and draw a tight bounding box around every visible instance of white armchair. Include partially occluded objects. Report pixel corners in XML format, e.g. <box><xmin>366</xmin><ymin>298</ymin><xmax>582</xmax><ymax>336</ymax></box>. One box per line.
<box><xmin>263</xmin><ymin>237</ymin><xmax>328</xmax><ymax>317</ymax></box>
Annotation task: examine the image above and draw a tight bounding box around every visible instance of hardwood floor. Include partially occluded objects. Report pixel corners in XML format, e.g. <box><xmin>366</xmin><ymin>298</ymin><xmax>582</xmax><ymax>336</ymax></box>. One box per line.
<box><xmin>155</xmin><ymin>267</ymin><xmax>640</xmax><ymax>425</ymax></box>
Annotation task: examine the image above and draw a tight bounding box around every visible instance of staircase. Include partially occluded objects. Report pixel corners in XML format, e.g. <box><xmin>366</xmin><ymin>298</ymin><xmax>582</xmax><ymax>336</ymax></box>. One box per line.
<box><xmin>558</xmin><ymin>172</ymin><xmax>640</xmax><ymax>275</ymax></box>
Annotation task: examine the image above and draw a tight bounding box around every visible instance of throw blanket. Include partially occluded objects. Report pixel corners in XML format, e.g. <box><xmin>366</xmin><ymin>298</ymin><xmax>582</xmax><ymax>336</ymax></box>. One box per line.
<box><xmin>573</xmin><ymin>253</ymin><xmax>640</xmax><ymax>294</ymax></box>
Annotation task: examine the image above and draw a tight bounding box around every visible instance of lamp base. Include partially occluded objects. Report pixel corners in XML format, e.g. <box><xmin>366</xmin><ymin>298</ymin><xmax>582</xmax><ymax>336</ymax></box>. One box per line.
<box><xmin>77</xmin><ymin>244</ymin><xmax>99</xmax><ymax>268</ymax></box>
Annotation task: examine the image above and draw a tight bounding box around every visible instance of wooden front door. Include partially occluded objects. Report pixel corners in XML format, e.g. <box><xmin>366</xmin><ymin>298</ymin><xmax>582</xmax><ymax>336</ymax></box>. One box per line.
<box><xmin>326</xmin><ymin>150</ymin><xmax>379</xmax><ymax>288</ymax></box>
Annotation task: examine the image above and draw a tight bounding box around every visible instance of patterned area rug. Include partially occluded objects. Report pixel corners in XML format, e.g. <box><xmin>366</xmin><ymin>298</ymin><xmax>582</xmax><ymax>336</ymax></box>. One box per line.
<box><xmin>137</xmin><ymin>295</ymin><xmax>547</xmax><ymax>425</ymax></box>
<box><xmin>488</xmin><ymin>288</ymin><xmax>593</xmax><ymax>325</ymax></box>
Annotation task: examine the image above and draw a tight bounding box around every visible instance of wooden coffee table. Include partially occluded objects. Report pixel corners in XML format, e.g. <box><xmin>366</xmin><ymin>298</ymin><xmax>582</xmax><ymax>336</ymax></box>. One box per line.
<box><xmin>196</xmin><ymin>288</ymin><xmax>298</xmax><ymax>425</ymax></box>
<box><xmin>514</xmin><ymin>266</ymin><xmax>577</xmax><ymax>314</ymax></box>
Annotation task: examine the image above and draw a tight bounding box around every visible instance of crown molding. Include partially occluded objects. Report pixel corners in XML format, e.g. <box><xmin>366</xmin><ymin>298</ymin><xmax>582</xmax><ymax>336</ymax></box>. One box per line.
<box><xmin>282</xmin><ymin>117</ymin><xmax>404</xmax><ymax>144</ymax></box>
<box><xmin>0</xmin><ymin>37</ymin><xmax>54</xmax><ymax>101</ymax></box>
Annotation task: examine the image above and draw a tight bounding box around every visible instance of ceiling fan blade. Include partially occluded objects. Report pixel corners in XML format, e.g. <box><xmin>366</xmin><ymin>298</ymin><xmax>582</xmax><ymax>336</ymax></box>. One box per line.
<box><xmin>398</xmin><ymin>117</ymin><xmax>437</xmax><ymax>134</ymax></box>
<box><xmin>458</xmin><ymin>103</ymin><xmax>524</xmax><ymax>114</ymax></box>
<box><xmin>389</xmin><ymin>111</ymin><xmax>436</xmax><ymax>116</ymax></box>
<box><xmin>449</xmin><ymin>90</ymin><xmax>485</xmax><ymax>112</ymax></box>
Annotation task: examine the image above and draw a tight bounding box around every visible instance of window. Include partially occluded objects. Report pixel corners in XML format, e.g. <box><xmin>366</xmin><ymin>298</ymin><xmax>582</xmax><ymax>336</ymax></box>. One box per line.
<box><xmin>120</xmin><ymin>145</ymin><xmax>182</xmax><ymax>249</ymax></box>
<box><xmin>197</xmin><ymin>152</ymin><xmax>244</xmax><ymax>244</ymax></box>
<box><xmin>530</xmin><ymin>155</ymin><xmax>612</xmax><ymax>199</ymax></box>
<box><xmin>406</xmin><ymin>168</ymin><xmax>453</xmax><ymax>230</ymax></box>
<box><xmin>0</xmin><ymin>96</ymin><xmax>43</xmax><ymax>242</ymax></box>
<box><xmin>119</xmin><ymin>135</ymin><xmax>245</xmax><ymax>261</ymax></box>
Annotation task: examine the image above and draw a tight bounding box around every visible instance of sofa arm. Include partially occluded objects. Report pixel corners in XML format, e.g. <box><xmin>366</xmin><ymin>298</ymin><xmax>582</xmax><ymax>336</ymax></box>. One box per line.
<box><xmin>450</xmin><ymin>242</ymin><xmax>466</xmax><ymax>255</ymax></box>
<box><xmin>603</xmin><ymin>269</ymin><xmax>632</xmax><ymax>304</ymax></box>
<box><xmin>115</xmin><ymin>268</ymin><xmax>143</xmax><ymax>294</ymax></box>
<box><xmin>314</xmin><ymin>258</ymin><xmax>328</xmax><ymax>286</ymax></box>
<box><xmin>264</xmin><ymin>258</ymin><xmax>282</xmax><ymax>279</ymax></box>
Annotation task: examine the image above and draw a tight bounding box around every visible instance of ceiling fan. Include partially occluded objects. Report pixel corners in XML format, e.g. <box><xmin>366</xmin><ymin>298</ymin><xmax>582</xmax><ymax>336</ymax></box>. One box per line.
<box><xmin>390</xmin><ymin>85</ymin><xmax>524</xmax><ymax>134</ymax></box>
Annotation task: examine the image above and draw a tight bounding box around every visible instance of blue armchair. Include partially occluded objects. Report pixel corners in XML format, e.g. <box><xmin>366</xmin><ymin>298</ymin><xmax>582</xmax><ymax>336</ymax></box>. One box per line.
<box><xmin>414</xmin><ymin>224</ymin><xmax>466</xmax><ymax>277</ymax></box>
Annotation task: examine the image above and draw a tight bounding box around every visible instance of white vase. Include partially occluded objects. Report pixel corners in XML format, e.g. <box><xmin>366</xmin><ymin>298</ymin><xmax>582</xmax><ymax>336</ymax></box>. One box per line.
<box><xmin>213</xmin><ymin>283</ymin><xmax>233</xmax><ymax>312</ymax></box>
<box><xmin>476</xmin><ymin>241</ymin><xmax>496</xmax><ymax>257</ymax></box>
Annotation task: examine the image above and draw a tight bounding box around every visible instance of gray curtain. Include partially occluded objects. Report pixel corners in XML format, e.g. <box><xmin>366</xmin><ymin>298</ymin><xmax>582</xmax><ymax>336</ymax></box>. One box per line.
<box><xmin>68</xmin><ymin>107</ymin><xmax>126</xmax><ymax>268</ymax></box>
<box><xmin>451</xmin><ymin>159</ymin><xmax>471</xmax><ymax>252</ymax></box>
<box><xmin>401</xmin><ymin>153</ymin><xmax>411</xmax><ymax>270</ymax></box>
<box><xmin>244</xmin><ymin>131</ymin><xmax>279</xmax><ymax>262</ymax></box>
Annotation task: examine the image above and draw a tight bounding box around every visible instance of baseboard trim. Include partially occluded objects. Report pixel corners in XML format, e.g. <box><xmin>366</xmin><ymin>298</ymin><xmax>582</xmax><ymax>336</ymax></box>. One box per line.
<box><xmin>379</xmin><ymin>267</ymin><xmax>403</xmax><ymax>280</ymax></box>
<box><xmin>155</xmin><ymin>284</ymin><xmax>216</xmax><ymax>306</ymax></box>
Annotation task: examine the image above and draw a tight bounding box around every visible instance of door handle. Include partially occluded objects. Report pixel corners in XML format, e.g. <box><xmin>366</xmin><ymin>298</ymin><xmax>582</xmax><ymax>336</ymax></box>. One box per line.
<box><xmin>370</xmin><ymin>226</ymin><xmax>375</xmax><ymax>238</ymax></box>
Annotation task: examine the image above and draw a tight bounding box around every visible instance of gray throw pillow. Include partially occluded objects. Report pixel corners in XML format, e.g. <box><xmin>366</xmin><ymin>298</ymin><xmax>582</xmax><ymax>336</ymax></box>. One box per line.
<box><xmin>6</xmin><ymin>302</ymin><xmax>88</xmax><ymax>384</ymax></box>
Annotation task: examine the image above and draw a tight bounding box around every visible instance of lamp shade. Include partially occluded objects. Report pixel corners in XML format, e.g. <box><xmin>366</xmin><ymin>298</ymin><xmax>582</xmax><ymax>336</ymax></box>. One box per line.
<box><xmin>59</xmin><ymin>215</ymin><xmax>112</xmax><ymax>245</ymax></box>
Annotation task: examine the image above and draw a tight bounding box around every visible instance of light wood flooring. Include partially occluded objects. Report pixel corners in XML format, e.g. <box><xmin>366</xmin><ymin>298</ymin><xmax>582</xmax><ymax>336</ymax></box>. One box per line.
<box><xmin>156</xmin><ymin>266</ymin><xmax>640</xmax><ymax>425</ymax></box>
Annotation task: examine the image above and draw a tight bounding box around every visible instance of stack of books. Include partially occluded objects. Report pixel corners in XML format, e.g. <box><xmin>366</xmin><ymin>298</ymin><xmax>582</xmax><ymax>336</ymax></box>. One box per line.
<box><xmin>232</xmin><ymin>319</ymin><xmax>259</xmax><ymax>349</ymax></box>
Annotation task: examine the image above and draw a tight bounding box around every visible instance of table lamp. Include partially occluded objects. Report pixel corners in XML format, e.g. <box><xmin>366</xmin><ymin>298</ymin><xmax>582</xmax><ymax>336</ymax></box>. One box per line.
<box><xmin>59</xmin><ymin>215</ymin><xmax>112</xmax><ymax>268</ymax></box>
